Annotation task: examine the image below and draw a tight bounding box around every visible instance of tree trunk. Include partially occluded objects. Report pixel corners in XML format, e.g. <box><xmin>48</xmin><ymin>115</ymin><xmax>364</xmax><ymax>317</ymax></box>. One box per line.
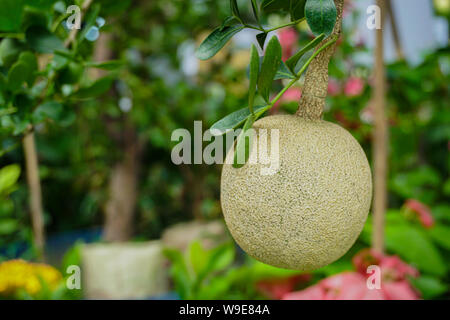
<box><xmin>103</xmin><ymin>137</ymin><xmax>140</xmax><ymax>242</ymax></box>
<box><xmin>92</xmin><ymin>32</ymin><xmax>141</xmax><ymax>242</ymax></box>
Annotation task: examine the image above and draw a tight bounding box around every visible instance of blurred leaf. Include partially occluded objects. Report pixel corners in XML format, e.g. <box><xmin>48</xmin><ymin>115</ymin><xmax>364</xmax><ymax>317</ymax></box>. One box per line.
<box><xmin>195</xmin><ymin>25</ymin><xmax>244</xmax><ymax>60</ymax></box>
<box><xmin>230</xmin><ymin>0</ymin><xmax>242</xmax><ymax>22</ymax></box>
<box><xmin>0</xmin><ymin>0</ymin><xmax>24</xmax><ymax>32</ymax></box>
<box><xmin>0</xmin><ymin>218</ymin><xmax>18</xmax><ymax>235</ymax></box>
<box><xmin>24</xmin><ymin>0</ymin><xmax>57</xmax><ymax>9</ymax></box>
<box><xmin>432</xmin><ymin>205</ymin><xmax>450</xmax><ymax>223</ymax></box>
<box><xmin>189</xmin><ymin>241</ymin><xmax>208</xmax><ymax>275</ymax></box>
<box><xmin>33</xmin><ymin>101</ymin><xmax>63</xmax><ymax>122</ymax></box>
<box><xmin>257</xmin><ymin>36</ymin><xmax>282</xmax><ymax>102</ymax></box>
<box><xmin>26</xmin><ymin>26</ymin><xmax>64</xmax><ymax>53</ymax></box>
<box><xmin>251</xmin><ymin>0</ymin><xmax>260</xmax><ymax>21</ymax></box>
<box><xmin>248</xmin><ymin>44</ymin><xmax>259</xmax><ymax>113</ymax></box>
<box><xmin>7</xmin><ymin>62</ymin><xmax>29</xmax><ymax>92</ymax></box>
<box><xmin>290</xmin><ymin>0</ymin><xmax>306</xmax><ymax>21</ymax></box>
<box><xmin>210</xmin><ymin>105</ymin><xmax>267</xmax><ymax>136</ymax></box>
<box><xmin>71</xmin><ymin>77</ymin><xmax>113</xmax><ymax>99</ymax></box>
<box><xmin>410</xmin><ymin>276</ymin><xmax>448</xmax><ymax>299</ymax></box>
<box><xmin>233</xmin><ymin>114</ymin><xmax>254</xmax><ymax>168</ymax></box>
<box><xmin>207</xmin><ymin>242</ymin><xmax>235</xmax><ymax>273</ymax></box>
<box><xmin>85</xmin><ymin>60</ymin><xmax>125</xmax><ymax>70</ymax></box>
<box><xmin>0</xmin><ymin>38</ymin><xmax>22</xmax><ymax>68</ymax></box>
<box><xmin>428</xmin><ymin>225</ymin><xmax>450</xmax><ymax>250</ymax></box>
<box><xmin>18</xmin><ymin>51</ymin><xmax>38</xmax><ymax>86</ymax></box>
<box><xmin>385</xmin><ymin>224</ymin><xmax>447</xmax><ymax>276</ymax></box>
<box><xmin>78</xmin><ymin>4</ymin><xmax>101</xmax><ymax>45</ymax></box>
<box><xmin>261</xmin><ymin>0</ymin><xmax>290</xmax><ymax>13</ymax></box>
<box><xmin>285</xmin><ymin>33</ymin><xmax>324</xmax><ymax>72</ymax></box>
<box><xmin>0</xmin><ymin>164</ymin><xmax>21</xmax><ymax>195</ymax></box>
<box><xmin>305</xmin><ymin>0</ymin><xmax>337</xmax><ymax>36</ymax></box>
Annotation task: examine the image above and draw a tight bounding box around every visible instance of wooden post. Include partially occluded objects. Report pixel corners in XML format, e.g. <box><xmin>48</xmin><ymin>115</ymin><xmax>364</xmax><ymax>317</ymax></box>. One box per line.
<box><xmin>372</xmin><ymin>0</ymin><xmax>388</xmax><ymax>253</ymax></box>
<box><xmin>23</xmin><ymin>130</ymin><xmax>45</xmax><ymax>258</ymax></box>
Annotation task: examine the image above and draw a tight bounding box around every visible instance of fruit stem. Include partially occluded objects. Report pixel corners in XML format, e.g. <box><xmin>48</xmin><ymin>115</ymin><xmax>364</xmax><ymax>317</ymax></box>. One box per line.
<box><xmin>296</xmin><ymin>0</ymin><xmax>344</xmax><ymax>120</ymax></box>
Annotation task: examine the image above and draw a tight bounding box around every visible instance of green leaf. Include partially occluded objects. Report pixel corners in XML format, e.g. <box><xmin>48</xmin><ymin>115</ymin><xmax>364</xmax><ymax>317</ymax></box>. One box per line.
<box><xmin>305</xmin><ymin>0</ymin><xmax>337</xmax><ymax>36</ymax></box>
<box><xmin>18</xmin><ymin>52</ymin><xmax>38</xmax><ymax>86</ymax></box>
<box><xmin>0</xmin><ymin>164</ymin><xmax>20</xmax><ymax>195</ymax></box>
<box><xmin>385</xmin><ymin>224</ymin><xmax>447</xmax><ymax>276</ymax></box>
<box><xmin>261</xmin><ymin>0</ymin><xmax>290</xmax><ymax>13</ymax></box>
<box><xmin>285</xmin><ymin>33</ymin><xmax>325</xmax><ymax>72</ymax></box>
<box><xmin>230</xmin><ymin>0</ymin><xmax>242</xmax><ymax>22</ymax></box>
<box><xmin>233</xmin><ymin>115</ymin><xmax>255</xmax><ymax>168</ymax></box>
<box><xmin>257</xmin><ymin>36</ymin><xmax>282</xmax><ymax>102</ymax></box>
<box><xmin>0</xmin><ymin>0</ymin><xmax>24</xmax><ymax>32</ymax></box>
<box><xmin>33</xmin><ymin>101</ymin><xmax>63</xmax><ymax>122</ymax></box>
<box><xmin>274</xmin><ymin>61</ymin><xmax>296</xmax><ymax>80</ymax></box>
<box><xmin>0</xmin><ymin>38</ymin><xmax>22</xmax><ymax>68</ymax></box>
<box><xmin>410</xmin><ymin>276</ymin><xmax>448</xmax><ymax>299</ymax></box>
<box><xmin>290</xmin><ymin>0</ymin><xmax>307</xmax><ymax>21</ymax></box>
<box><xmin>7</xmin><ymin>62</ymin><xmax>29</xmax><ymax>93</ymax></box>
<box><xmin>195</xmin><ymin>25</ymin><xmax>244</xmax><ymax>60</ymax></box>
<box><xmin>428</xmin><ymin>225</ymin><xmax>450</xmax><ymax>250</ymax></box>
<box><xmin>189</xmin><ymin>241</ymin><xmax>208</xmax><ymax>275</ymax></box>
<box><xmin>26</xmin><ymin>26</ymin><xmax>64</xmax><ymax>53</ymax></box>
<box><xmin>84</xmin><ymin>60</ymin><xmax>125</xmax><ymax>70</ymax></box>
<box><xmin>251</xmin><ymin>0</ymin><xmax>260</xmax><ymax>21</ymax></box>
<box><xmin>219</xmin><ymin>16</ymin><xmax>238</xmax><ymax>31</ymax></box>
<box><xmin>78</xmin><ymin>4</ymin><xmax>101</xmax><ymax>45</ymax></box>
<box><xmin>248</xmin><ymin>44</ymin><xmax>259</xmax><ymax>114</ymax></box>
<box><xmin>210</xmin><ymin>105</ymin><xmax>267</xmax><ymax>136</ymax></box>
<box><xmin>0</xmin><ymin>218</ymin><xmax>18</xmax><ymax>235</ymax></box>
<box><xmin>71</xmin><ymin>77</ymin><xmax>113</xmax><ymax>99</ymax></box>
<box><xmin>24</xmin><ymin>0</ymin><xmax>57</xmax><ymax>10</ymax></box>
<box><xmin>256</xmin><ymin>32</ymin><xmax>267</xmax><ymax>50</ymax></box>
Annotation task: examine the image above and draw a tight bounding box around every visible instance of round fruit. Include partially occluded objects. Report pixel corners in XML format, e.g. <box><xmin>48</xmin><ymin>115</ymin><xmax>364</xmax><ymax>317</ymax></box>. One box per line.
<box><xmin>221</xmin><ymin>114</ymin><xmax>372</xmax><ymax>271</ymax></box>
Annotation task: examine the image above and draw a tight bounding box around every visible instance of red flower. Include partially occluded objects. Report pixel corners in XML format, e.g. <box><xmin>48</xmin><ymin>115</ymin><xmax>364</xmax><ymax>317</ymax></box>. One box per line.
<box><xmin>404</xmin><ymin>199</ymin><xmax>435</xmax><ymax>228</ymax></box>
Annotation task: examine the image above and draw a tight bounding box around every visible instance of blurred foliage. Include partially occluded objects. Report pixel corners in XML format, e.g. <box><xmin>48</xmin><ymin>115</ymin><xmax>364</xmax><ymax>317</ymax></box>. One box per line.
<box><xmin>0</xmin><ymin>0</ymin><xmax>448</xmax><ymax>299</ymax></box>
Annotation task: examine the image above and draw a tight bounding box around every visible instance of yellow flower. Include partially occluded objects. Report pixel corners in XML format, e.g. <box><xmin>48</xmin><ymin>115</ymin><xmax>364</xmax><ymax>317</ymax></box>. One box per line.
<box><xmin>0</xmin><ymin>259</ymin><xmax>62</xmax><ymax>297</ymax></box>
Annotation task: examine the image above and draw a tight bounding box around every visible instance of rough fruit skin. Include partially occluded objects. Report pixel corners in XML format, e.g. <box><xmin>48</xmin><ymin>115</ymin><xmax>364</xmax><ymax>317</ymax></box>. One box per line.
<box><xmin>221</xmin><ymin>115</ymin><xmax>372</xmax><ymax>271</ymax></box>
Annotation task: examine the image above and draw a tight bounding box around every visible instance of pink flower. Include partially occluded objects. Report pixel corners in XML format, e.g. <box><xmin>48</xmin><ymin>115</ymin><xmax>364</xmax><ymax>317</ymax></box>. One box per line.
<box><xmin>382</xmin><ymin>281</ymin><xmax>420</xmax><ymax>300</ymax></box>
<box><xmin>404</xmin><ymin>199</ymin><xmax>435</xmax><ymax>228</ymax></box>
<box><xmin>328</xmin><ymin>78</ymin><xmax>341</xmax><ymax>96</ymax></box>
<box><xmin>283</xmin><ymin>250</ymin><xmax>420</xmax><ymax>300</ymax></box>
<box><xmin>278</xmin><ymin>28</ymin><xmax>298</xmax><ymax>61</ymax></box>
<box><xmin>344</xmin><ymin>77</ymin><xmax>365</xmax><ymax>97</ymax></box>
<box><xmin>379</xmin><ymin>255</ymin><xmax>419</xmax><ymax>281</ymax></box>
<box><xmin>256</xmin><ymin>274</ymin><xmax>311</xmax><ymax>299</ymax></box>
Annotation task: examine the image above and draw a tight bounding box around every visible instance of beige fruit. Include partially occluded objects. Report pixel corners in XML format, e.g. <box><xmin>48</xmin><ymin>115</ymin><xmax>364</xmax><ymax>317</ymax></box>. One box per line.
<box><xmin>221</xmin><ymin>114</ymin><xmax>372</xmax><ymax>271</ymax></box>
